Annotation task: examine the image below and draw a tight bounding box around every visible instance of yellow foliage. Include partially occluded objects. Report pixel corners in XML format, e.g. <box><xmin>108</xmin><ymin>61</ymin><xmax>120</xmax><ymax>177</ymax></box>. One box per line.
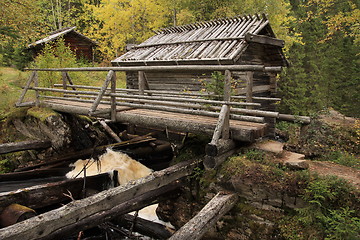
<box><xmin>87</xmin><ymin>0</ymin><xmax>170</xmax><ymax>59</ymax></box>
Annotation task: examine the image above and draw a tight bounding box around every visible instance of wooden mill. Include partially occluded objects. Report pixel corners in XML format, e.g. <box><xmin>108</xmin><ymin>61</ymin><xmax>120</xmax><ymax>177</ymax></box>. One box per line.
<box><xmin>17</xmin><ymin>15</ymin><xmax>309</xmax><ymax>169</ymax></box>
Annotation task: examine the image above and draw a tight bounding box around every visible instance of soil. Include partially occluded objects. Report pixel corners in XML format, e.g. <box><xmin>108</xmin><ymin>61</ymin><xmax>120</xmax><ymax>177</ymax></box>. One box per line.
<box><xmin>309</xmin><ymin>161</ymin><xmax>360</xmax><ymax>190</ymax></box>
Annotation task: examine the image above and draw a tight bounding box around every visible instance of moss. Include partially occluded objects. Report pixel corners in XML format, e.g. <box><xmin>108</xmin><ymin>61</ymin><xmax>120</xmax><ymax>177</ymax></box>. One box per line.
<box><xmin>26</xmin><ymin>107</ymin><xmax>58</xmax><ymax>122</ymax></box>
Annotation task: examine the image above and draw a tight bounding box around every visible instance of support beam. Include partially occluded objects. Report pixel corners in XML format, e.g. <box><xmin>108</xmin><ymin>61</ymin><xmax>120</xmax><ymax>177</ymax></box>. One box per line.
<box><xmin>169</xmin><ymin>192</ymin><xmax>238</xmax><ymax>240</ymax></box>
<box><xmin>138</xmin><ymin>71</ymin><xmax>145</xmax><ymax>95</ymax></box>
<box><xmin>110</xmin><ymin>71</ymin><xmax>117</xmax><ymax>121</ymax></box>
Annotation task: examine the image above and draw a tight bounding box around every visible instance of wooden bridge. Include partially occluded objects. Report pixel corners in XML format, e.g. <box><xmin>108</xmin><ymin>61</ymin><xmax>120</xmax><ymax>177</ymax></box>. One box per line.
<box><xmin>17</xmin><ymin>65</ymin><xmax>309</xmax><ymax>167</ymax></box>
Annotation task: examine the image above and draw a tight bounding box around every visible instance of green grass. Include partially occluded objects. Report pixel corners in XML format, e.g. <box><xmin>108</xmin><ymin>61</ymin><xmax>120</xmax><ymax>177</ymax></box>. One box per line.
<box><xmin>0</xmin><ymin>67</ymin><xmax>31</xmax><ymax>118</ymax></box>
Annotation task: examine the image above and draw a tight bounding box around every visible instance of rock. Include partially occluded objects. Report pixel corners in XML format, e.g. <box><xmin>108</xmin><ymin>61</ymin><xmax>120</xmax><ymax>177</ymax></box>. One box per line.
<box><xmin>253</xmin><ymin>140</ymin><xmax>284</xmax><ymax>155</ymax></box>
<box><xmin>285</xmin><ymin>160</ymin><xmax>309</xmax><ymax>170</ymax></box>
<box><xmin>281</xmin><ymin>150</ymin><xmax>309</xmax><ymax>170</ymax></box>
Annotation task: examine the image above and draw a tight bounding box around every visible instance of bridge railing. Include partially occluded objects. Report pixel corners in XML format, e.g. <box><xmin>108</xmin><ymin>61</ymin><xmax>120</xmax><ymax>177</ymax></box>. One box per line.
<box><xmin>18</xmin><ymin>66</ymin><xmax>309</xmax><ymax>131</ymax></box>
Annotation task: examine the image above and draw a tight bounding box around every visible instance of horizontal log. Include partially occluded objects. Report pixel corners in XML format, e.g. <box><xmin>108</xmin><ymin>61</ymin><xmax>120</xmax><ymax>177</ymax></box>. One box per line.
<box><xmin>278</xmin><ymin>114</ymin><xmax>311</xmax><ymax>124</ymax></box>
<box><xmin>109</xmin><ymin>92</ymin><xmax>261</xmax><ymax>107</ymax></box>
<box><xmin>0</xmin><ymin>140</ymin><xmax>51</xmax><ymax>154</ymax></box>
<box><xmin>0</xmin><ymin>160</ymin><xmax>200</xmax><ymax>240</ymax></box>
<box><xmin>25</xmin><ymin>65</ymin><xmax>266</xmax><ymax>72</ymax></box>
<box><xmin>169</xmin><ymin>192</ymin><xmax>238</xmax><ymax>240</ymax></box>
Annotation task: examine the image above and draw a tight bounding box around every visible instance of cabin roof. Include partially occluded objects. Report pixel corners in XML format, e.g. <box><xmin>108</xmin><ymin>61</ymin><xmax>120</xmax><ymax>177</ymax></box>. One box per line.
<box><xmin>112</xmin><ymin>14</ymin><xmax>286</xmax><ymax>66</ymax></box>
<box><xmin>28</xmin><ymin>27</ymin><xmax>97</xmax><ymax>48</ymax></box>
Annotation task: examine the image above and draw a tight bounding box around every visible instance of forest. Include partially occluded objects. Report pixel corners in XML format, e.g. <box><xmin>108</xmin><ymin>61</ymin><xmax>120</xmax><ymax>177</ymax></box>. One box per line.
<box><xmin>0</xmin><ymin>0</ymin><xmax>359</xmax><ymax>117</ymax></box>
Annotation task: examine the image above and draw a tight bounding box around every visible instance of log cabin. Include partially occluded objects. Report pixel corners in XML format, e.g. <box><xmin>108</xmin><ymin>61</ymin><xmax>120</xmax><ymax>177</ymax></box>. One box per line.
<box><xmin>111</xmin><ymin>14</ymin><xmax>288</xmax><ymax>136</ymax></box>
<box><xmin>28</xmin><ymin>27</ymin><xmax>97</xmax><ymax>62</ymax></box>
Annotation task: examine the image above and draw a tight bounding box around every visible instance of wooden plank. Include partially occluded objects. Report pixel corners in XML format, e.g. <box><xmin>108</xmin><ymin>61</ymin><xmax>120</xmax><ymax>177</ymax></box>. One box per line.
<box><xmin>0</xmin><ymin>160</ymin><xmax>199</xmax><ymax>240</ymax></box>
<box><xmin>0</xmin><ymin>140</ymin><xmax>51</xmax><ymax>154</ymax></box>
<box><xmin>169</xmin><ymin>193</ymin><xmax>238</xmax><ymax>240</ymax></box>
<box><xmin>246</xmin><ymin>71</ymin><xmax>253</xmax><ymax>110</ymax></box>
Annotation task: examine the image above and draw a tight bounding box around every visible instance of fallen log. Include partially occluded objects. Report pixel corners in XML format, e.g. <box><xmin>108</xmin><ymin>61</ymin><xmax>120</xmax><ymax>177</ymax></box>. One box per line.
<box><xmin>0</xmin><ymin>173</ymin><xmax>113</xmax><ymax>214</ymax></box>
<box><xmin>116</xmin><ymin>214</ymin><xmax>173</xmax><ymax>239</ymax></box>
<box><xmin>0</xmin><ymin>140</ymin><xmax>51</xmax><ymax>155</ymax></box>
<box><xmin>169</xmin><ymin>192</ymin><xmax>238</xmax><ymax>240</ymax></box>
<box><xmin>0</xmin><ymin>159</ymin><xmax>200</xmax><ymax>240</ymax></box>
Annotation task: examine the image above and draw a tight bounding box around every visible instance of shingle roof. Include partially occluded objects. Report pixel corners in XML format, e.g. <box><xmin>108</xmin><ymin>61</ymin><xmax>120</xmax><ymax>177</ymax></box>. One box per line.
<box><xmin>28</xmin><ymin>27</ymin><xmax>97</xmax><ymax>48</ymax></box>
<box><xmin>112</xmin><ymin>14</ymin><xmax>280</xmax><ymax>65</ymax></box>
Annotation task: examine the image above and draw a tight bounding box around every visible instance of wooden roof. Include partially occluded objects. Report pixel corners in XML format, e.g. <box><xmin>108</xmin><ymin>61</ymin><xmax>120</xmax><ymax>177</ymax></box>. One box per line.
<box><xmin>28</xmin><ymin>27</ymin><xmax>97</xmax><ymax>48</ymax></box>
<box><xmin>112</xmin><ymin>14</ymin><xmax>285</xmax><ymax>66</ymax></box>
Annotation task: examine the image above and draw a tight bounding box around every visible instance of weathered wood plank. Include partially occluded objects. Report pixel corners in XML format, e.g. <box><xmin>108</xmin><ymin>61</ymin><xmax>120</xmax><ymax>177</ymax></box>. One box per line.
<box><xmin>169</xmin><ymin>192</ymin><xmax>238</xmax><ymax>240</ymax></box>
<box><xmin>0</xmin><ymin>160</ymin><xmax>199</xmax><ymax>240</ymax></box>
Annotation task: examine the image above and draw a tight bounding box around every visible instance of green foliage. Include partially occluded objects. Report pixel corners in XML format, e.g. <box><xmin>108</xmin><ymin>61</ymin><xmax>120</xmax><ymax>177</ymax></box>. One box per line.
<box><xmin>201</xmin><ymin>71</ymin><xmax>225</xmax><ymax>97</ymax></box>
<box><xmin>320</xmin><ymin>151</ymin><xmax>360</xmax><ymax>169</ymax></box>
<box><xmin>31</xmin><ymin>38</ymin><xmax>106</xmax><ymax>88</ymax></box>
<box><xmin>324</xmin><ymin>207</ymin><xmax>360</xmax><ymax>240</ymax></box>
<box><xmin>279</xmin><ymin>0</ymin><xmax>360</xmax><ymax>117</ymax></box>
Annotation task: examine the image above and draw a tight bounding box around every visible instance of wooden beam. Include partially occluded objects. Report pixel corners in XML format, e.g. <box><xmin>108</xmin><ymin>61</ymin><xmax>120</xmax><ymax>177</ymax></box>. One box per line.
<box><xmin>0</xmin><ymin>140</ymin><xmax>51</xmax><ymax>154</ymax></box>
<box><xmin>169</xmin><ymin>192</ymin><xmax>238</xmax><ymax>240</ymax></box>
<box><xmin>245</xmin><ymin>71</ymin><xmax>253</xmax><ymax>110</ymax></box>
<box><xmin>25</xmin><ymin>65</ymin><xmax>266</xmax><ymax>72</ymax></box>
<box><xmin>138</xmin><ymin>71</ymin><xmax>145</xmax><ymax>95</ymax></box>
<box><xmin>0</xmin><ymin>160</ymin><xmax>200</xmax><ymax>240</ymax></box>
<box><xmin>16</xmin><ymin>71</ymin><xmax>36</xmax><ymax>106</ymax></box>
<box><xmin>110</xmin><ymin>71</ymin><xmax>116</xmax><ymax>121</ymax></box>
<box><xmin>89</xmin><ymin>70</ymin><xmax>114</xmax><ymax>115</ymax></box>
<box><xmin>245</xmin><ymin>33</ymin><xmax>285</xmax><ymax>48</ymax></box>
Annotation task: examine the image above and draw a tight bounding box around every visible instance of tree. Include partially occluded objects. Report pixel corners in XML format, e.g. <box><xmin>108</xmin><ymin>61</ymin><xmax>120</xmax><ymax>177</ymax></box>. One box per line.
<box><xmin>89</xmin><ymin>0</ymin><xmax>170</xmax><ymax>59</ymax></box>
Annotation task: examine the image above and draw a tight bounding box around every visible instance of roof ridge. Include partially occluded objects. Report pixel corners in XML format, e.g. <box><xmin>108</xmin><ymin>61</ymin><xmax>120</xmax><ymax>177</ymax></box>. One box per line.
<box><xmin>158</xmin><ymin>14</ymin><xmax>266</xmax><ymax>34</ymax></box>
<box><xmin>47</xmin><ymin>26</ymin><xmax>76</xmax><ymax>36</ymax></box>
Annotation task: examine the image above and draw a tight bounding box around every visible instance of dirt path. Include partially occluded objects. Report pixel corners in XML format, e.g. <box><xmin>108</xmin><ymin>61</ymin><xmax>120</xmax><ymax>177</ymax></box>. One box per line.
<box><xmin>309</xmin><ymin>161</ymin><xmax>360</xmax><ymax>189</ymax></box>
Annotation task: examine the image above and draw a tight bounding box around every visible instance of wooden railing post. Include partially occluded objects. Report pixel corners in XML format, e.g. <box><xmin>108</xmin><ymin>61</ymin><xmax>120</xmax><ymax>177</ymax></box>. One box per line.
<box><xmin>246</xmin><ymin>71</ymin><xmax>253</xmax><ymax>109</ymax></box>
<box><xmin>222</xmin><ymin>70</ymin><xmax>231</xmax><ymax>139</ymax></box>
<box><xmin>89</xmin><ymin>70</ymin><xmax>114</xmax><ymax>116</ymax></box>
<box><xmin>138</xmin><ymin>71</ymin><xmax>145</xmax><ymax>95</ymax></box>
<box><xmin>16</xmin><ymin>71</ymin><xmax>37</xmax><ymax>106</ymax></box>
<box><xmin>34</xmin><ymin>71</ymin><xmax>40</xmax><ymax>107</ymax></box>
<box><xmin>110</xmin><ymin>71</ymin><xmax>117</xmax><ymax>121</ymax></box>
<box><xmin>61</xmin><ymin>71</ymin><xmax>67</xmax><ymax>91</ymax></box>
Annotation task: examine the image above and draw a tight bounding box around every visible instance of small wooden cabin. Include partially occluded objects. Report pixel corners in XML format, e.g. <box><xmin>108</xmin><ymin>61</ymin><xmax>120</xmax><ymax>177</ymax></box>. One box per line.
<box><xmin>28</xmin><ymin>27</ymin><xmax>97</xmax><ymax>61</ymax></box>
<box><xmin>112</xmin><ymin>14</ymin><xmax>288</xmax><ymax>135</ymax></box>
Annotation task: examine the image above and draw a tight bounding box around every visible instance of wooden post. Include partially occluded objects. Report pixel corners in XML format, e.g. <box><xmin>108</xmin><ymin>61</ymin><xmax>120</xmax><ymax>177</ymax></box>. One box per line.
<box><xmin>34</xmin><ymin>71</ymin><xmax>39</xmax><ymax>107</ymax></box>
<box><xmin>224</xmin><ymin>70</ymin><xmax>231</xmax><ymax>102</ymax></box>
<box><xmin>138</xmin><ymin>71</ymin><xmax>145</xmax><ymax>95</ymax></box>
<box><xmin>246</xmin><ymin>71</ymin><xmax>253</xmax><ymax>109</ymax></box>
<box><xmin>16</xmin><ymin>71</ymin><xmax>36</xmax><ymax>106</ymax></box>
<box><xmin>169</xmin><ymin>193</ymin><xmax>238</xmax><ymax>240</ymax></box>
<box><xmin>89</xmin><ymin>70</ymin><xmax>114</xmax><ymax>115</ymax></box>
<box><xmin>210</xmin><ymin>104</ymin><xmax>230</xmax><ymax>146</ymax></box>
<box><xmin>110</xmin><ymin>71</ymin><xmax>116</xmax><ymax>121</ymax></box>
<box><xmin>61</xmin><ymin>71</ymin><xmax>67</xmax><ymax>91</ymax></box>
<box><xmin>223</xmin><ymin>70</ymin><xmax>231</xmax><ymax>139</ymax></box>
